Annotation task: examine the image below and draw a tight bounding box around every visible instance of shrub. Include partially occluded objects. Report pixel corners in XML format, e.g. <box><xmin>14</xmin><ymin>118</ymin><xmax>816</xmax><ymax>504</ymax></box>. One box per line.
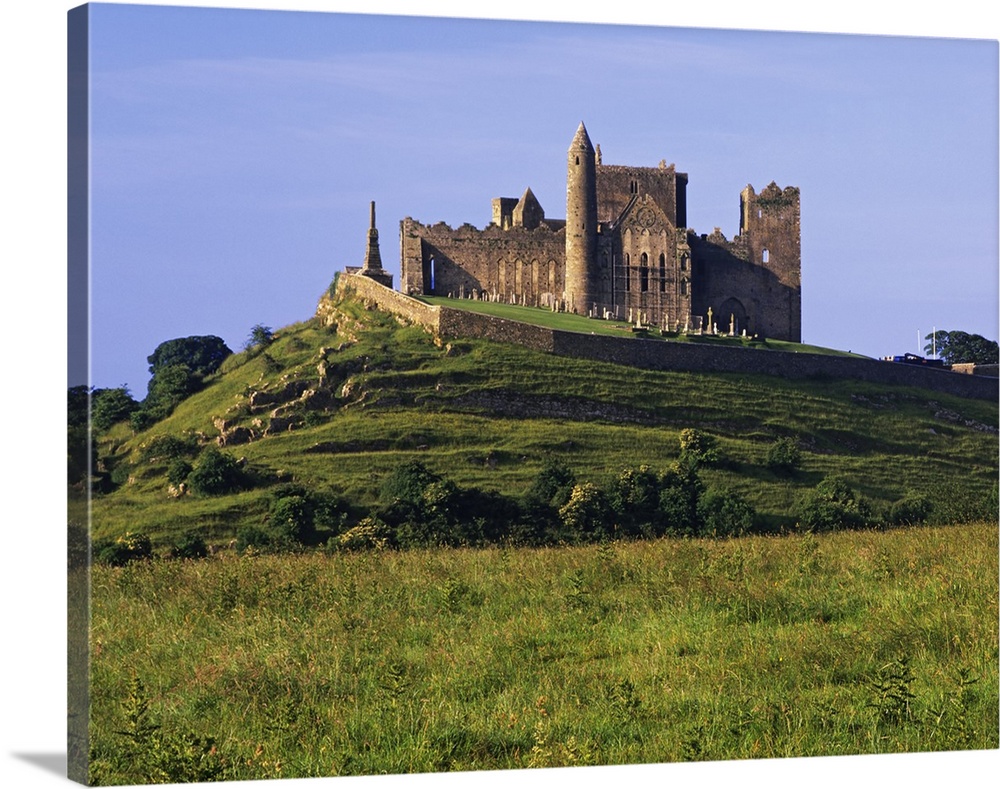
<box><xmin>94</xmin><ymin>532</ymin><xmax>153</xmax><ymax>566</ymax></box>
<box><xmin>187</xmin><ymin>449</ymin><xmax>246</xmax><ymax>496</ymax></box>
<box><xmin>334</xmin><ymin>517</ymin><xmax>390</xmax><ymax>551</ymax></box>
<box><xmin>765</xmin><ymin>436</ymin><xmax>801</xmax><ymax>473</ymax></box>
<box><xmin>697</xmin><ymin>488</ymin><xmax>756</xmax><ymax>537</ymax></box>
<box><xmin>92</xmin><ymin>387</ymin><xmax>140</xmax><ymax>432</ymax></box>
<box><xmin>679</xmin><ymin>428</ymin><xmax>720</xmax><ymax>467</ymax></box>
<box><xmin>657</xmin><ymin>461</ymin><xmax>704</xmax><ymax>536</ymax></box>
<box><xmin>166</xmin><ymin>458</ymin><xmax>193</xmax><ymax>486</ymax></box>
<box><xmin>559</xmin><ymin>482</ymin><xmax>612</xmax><ymax>542</ymax></box>
<box><xmin>269</xmin><ymin>494</ymin><xmax>315</xmax><ymax>543</ymax></box>
<box><xmin>236</xmin><ymin>524</ymin><xmax>273</xmax><ymax>553</ymax></box>
<box><xmin>139</xmin><ymin>434</ymin><xmax>199</xmax><ymax>463</ymax></box>
<box><xmin>608</xmin><ymin>465</ymin><xmax>662</xmax><ymax>538</ymax></box>
<box><xmin>799</xmin><ymin>477</ymin><xmax>876</xmax><ymax>532</ymax></box>
<box><xmin>887</xmin><ymin>493</ymin><xmax>932</xmax><ymax>526</ymax></box>
<box><xmin>170</xmin><ymin>532</ymin><xmax>208</xmax><ymax>560</ymax></box>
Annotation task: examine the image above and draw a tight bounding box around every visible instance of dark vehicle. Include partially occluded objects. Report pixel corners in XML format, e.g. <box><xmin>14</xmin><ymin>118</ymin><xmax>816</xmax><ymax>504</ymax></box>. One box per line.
<box><xmin>884</xmin><ymin>353</ymin><xmax>946</xmax><ymax>368</ymax></box>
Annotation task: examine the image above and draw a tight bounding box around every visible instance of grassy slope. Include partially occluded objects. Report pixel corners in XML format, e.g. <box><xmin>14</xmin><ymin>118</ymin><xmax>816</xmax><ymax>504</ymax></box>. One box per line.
<box><xmin>89</xmin><ymin>293</ymin><xmax>999</xmax><ymax>545</ymax></box>
<box><xmin>419</xmin><ymin>294</ymin><xmax>867</xmax><ymax>356</ymax></box>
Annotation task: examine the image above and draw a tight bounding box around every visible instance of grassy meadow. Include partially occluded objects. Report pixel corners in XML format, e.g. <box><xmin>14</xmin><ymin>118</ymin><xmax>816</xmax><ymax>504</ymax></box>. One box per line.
<box><xmin>87</xmin><ymin>523</ymin><xmax>998</xmax><ymax>784</ymax></box>
<box><xmin>80</xmin><ymin>292</ymin><xmax>998</xmax><ymax>784</ymax></box>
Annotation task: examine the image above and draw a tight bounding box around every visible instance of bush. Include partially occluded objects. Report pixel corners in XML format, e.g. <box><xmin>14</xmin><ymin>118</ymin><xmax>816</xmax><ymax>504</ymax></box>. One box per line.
<box><xmin>94</xmin><ymin>532</ymin><xmax>153</xmax><ymax>566</ymax></box>
<box><xmin>334</xmin><ymin>517</ymin><xmax>390</xmax><ymax>551</ymax></box>
<box><xmin>187</xmin><ymin>449</ymin><xmax>246</xmax><ymax>496</ymax></box>
<box><xmin>657</xmin><ymin>461</ymin><xmax>703</xmax><ymax>536</ymax></box>
<box><xmin>766</xmin><ymin>436</ymin><xmax>801</xmax><ymax>473</ymax></box>
<box><xmin>608</xmin><ymin>465</ymin><xmax>662</xmax><ymax>538</ymax></box>
<box><xmin>139</xmin><ymin>434</ymin><xmax>199</xmax><ymax>463</ymax></box>
<box><xmin>269</xmin><ymin>494</ymin><xmax>315</xmax><ymax>543</ymax></box>
<box><xmin>798</xmin><ymin>477</ymin><xmax>876</xmax><ymax>532</ymax></box>
<box><xmin>167</xmin><ymin>458</ymin><xmax>193</xmax><ymax>486</ymax></box>
<box><xmin>558</xmin><ymin>482</ymin><xmax>613</xmax><ymax>542</ymax></box>
<box><xmin>236</xmin><ymin>524</ymin><xmax>273</xmax><ymax>553</ymax></box>
<box><xmin>678</xmin><ymin>428</ymin><xmax>720</xmax><ymax>467</ymax></box>
<box><xmin>887</xmin><ymin>493</ymin><xmax>932</xmax><ymax>526</ymax></box>
<box><xmin>170</xmin><ymin>532</ymin><xmax>208</xmax><ymax>560</ymax></box>
<box><xmin>697</xmin><ymin>488</ymin><xmax>756</xmax><ymax>537</ymax></box>
<box><xmin>92</xmin><ymin>387</ymin><xmax>140</xmax><ymax>432</ymax></box>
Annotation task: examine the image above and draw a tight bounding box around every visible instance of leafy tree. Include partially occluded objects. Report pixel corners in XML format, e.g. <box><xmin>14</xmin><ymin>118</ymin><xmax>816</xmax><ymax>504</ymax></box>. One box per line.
<box><xmin>697</xmin><ymin>488</ymin><xmax>756</xmax><ymax>537</ymax></box>
<box><xmin>924</xmin><ymin>330</ymin><xmax>999</xmax><ymax>365</ymax></box>
<box><xmin>269</xmin><ymin>494</ymin><xmax>315</xmax><ymax>543</ymax></box>
<box><xmin>657</xmin><ymin>460</ymin><xmax>704</xmax><ymax>536</ymax></box>
<box><xmin>766</xmin><ymin>436</ymin><xmax>801</xmax><ymax>473</ymax></box>
<box><xmin>608</xmin><ymin>465</ymin><xmax>662</xmax><ymax>538</ymax></box>
<box><xmin>245</xmin><ymin>324</ymin><xmax>274</xmax><ymax>351</ymax></box>
<box><xmin>798</xmin><ymin>476</ymin><xmax>876</xmax><ymax>532</ymax></box>
<box><xmin>187</xmin><ymin>448</ymin><xmax>246</xmax><ymax>496</ymax></box>
<box><xmin>525</xmin><ymin>459</ymin><xmax>576</xmax><ymax>509</ymax></box>
<box><xmin>379</xmin><ymin>460</ymin><xmax>441</xmax><ymax>510</ymax></box>
<box><xmin>68</xmin><ymin>385</ymin><xmax>90</xmax><ymax>428</ymax></box>
<box><xmin>170</xmin><ymin>532</ymin><xmax>208</xmax><ymax>560</ymax></box>
<box><xmin>143</xmin><ymin>364</ymin><xmax>201</xmax><ymax>417</ymax></box>
<box><xmin>92</xmin><ymin>386</ymin><xmax>140</xmax><ymax>431</ymax></box>
<box><xmin>559</xmin><ymin>482</ymin><xmax>612</xmax><ymax>542</ymax></box>
<box><xmin>147</xmin><ymin>335</ymin><xmax>232</xmax><ymax>379</ymax></box>
<box><xmin>678</xmin><ymin>428</ymin><xmax>720</xmax><ymax>467</ymax></box>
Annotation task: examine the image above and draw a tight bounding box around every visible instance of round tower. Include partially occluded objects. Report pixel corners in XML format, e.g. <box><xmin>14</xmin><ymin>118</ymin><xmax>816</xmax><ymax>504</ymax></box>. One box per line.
<box><xmin>565</xmin><ymin>122</ymin><xmax>598</xmax><ymax>314</ymax></box>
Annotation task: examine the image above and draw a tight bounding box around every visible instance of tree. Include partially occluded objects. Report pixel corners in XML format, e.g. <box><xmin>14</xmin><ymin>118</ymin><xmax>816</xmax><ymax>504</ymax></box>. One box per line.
<box><xmin>924</xmin><ymin>330</ymin><xmax>998</xmax><ymax>365</ymax></box>
<box><xmin>697</xmin><ymin>488</ymin><xmax>756</xmax><ymax>537</ymax></box>
<box><xmin>558</xmin><ymin>482</ymin><xmax>612</xmax><ymax>542</ymax></box>
<box><xmin>766</xmin><ymin>436</ymin><xmax>801</xmax><ymax>473</ymax></box>
<box><xmin>147</xmin><ymin>335</ymin><xmax>232</xmax><ymax>379</ymax></box>
<box><xmin>187</xmin><ymin>448</ymin><xmax>246</xmax><ymax>496</ymax></box>
<box><xmin>91</xmin><ymin>386</ymin><xmax>140</xmax><ymax>431</ymax></box>
<box><xmin>608</xmin><ymin>465</ymin><xmax>662</xmax><ymax>537</ymax></box>
<box><xmin>678</xmin><ymin>428</ymin><xmax>720</xmax><ymax>467</ymax></box>
<box><xmin>657</xmin><ymin>460</ymin><xmax>704</xmax><ymax>536</ymax></box>
<box><xmin>798</xmin><ymin>476</ymin><xmax>875</xmax><ymax>532</ymax></box>
<box><xmin>245</xmin><ymin>324</ymin><xmax>274</xmax><ymax>351</ymax></box>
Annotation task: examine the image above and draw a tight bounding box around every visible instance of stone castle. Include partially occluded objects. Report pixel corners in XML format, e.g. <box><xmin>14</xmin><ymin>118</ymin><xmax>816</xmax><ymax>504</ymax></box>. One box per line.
<box><xmin>355</xmin><ymin>122</ymin><xmax>801</xmax><ymax>341</ymax></box>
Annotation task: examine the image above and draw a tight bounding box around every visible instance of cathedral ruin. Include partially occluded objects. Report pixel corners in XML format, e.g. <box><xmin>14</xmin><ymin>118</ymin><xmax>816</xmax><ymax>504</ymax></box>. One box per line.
<box><xmin>383</xmin><ymin>123</ymin><xmax>800</xmax><ymax>341</ymax></box>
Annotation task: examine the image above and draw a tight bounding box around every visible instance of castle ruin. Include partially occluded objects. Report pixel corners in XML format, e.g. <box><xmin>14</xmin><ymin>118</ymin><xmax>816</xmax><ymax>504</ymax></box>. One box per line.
<box><xmin>395</xmin><ymin>122</ymin><xmax>801</xmax><ymax>341</ymax></box>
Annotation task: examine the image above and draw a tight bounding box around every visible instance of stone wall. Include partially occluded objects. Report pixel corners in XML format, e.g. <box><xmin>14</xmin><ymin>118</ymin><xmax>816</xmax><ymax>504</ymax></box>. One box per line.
<box><xmin>331</xmin><ymin>274</ymin><xmax>997</xmax><ymax>401</ymax></box>
<box><xmin>400</xmin><ymin>218</ymin><xmax>566</xmax><ymax>304</ymax></box>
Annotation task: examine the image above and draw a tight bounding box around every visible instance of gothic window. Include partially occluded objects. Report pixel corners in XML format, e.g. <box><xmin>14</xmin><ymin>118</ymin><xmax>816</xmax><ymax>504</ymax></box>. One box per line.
<box><xmin>625</xmin><ymin>253</ymin><xmax>631</xmax><ymax>291</ymax></box>
<box><xmin>640</xmin><ymin>253</ymin><xmax>649</xmax><ymax>292</ymax></box>
<box><xmin>630</xmin><ymin>179</ymin><xmax>638</xmax><ymax>194</ymax></box>
<box><xmin>659</xmin><ymin>253</ymin><xmax>666</xmax><ymax>292</ymax></box>
<box><xmin>680</xmin><ymin>277</ymin><xmax>689</xmax><ymax>296</ymax></box>
<box><xmin>680</xmin><ymin>254</ymin><xmax>688</xmax><ymax>271</ymax></box>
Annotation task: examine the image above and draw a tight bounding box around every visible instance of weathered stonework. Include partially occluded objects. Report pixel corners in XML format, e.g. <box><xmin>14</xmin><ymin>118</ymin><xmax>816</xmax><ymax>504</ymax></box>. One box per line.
<box><xmin>399</xmin><ymin>123</ymin><xmax>801</xmax><ymax>341</ymax></box>
<box><xmin>326</xmin><ymin>273</ymin><xmax>998</xmax><ymax>401</ymax></box>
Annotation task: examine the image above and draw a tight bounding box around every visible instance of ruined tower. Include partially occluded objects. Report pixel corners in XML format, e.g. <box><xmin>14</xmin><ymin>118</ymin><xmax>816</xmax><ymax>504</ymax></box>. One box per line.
<box><xmin>565</xmin><ymin>122</ymin><xmax>598</xmax><ymax>314</ymax></box>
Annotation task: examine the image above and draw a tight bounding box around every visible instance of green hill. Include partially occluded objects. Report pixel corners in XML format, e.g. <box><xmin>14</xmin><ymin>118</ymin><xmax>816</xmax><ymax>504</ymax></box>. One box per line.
<box><xmin>86</xmin><ymin>289</ymin><xmax>998</xmax><ymax>549</ymax></box>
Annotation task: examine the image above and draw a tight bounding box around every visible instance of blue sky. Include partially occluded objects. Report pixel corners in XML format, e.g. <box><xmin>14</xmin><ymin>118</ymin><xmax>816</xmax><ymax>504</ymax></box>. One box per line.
<box><xmin>0</xmin><ymin>4</ymin><xmax>996</xmax><ymax>789</ymax></box>
<box><xmin>81</xmin><ymin>3</ymin><xmax>998</xmax><ymax>393</ymax></box>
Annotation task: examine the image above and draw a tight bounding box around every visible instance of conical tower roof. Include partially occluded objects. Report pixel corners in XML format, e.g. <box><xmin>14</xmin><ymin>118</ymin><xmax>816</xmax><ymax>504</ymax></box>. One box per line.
<box><xmin>569</xmin><ymin>121</ymin><xmax>594</xmax><ymax>154</ymax></box>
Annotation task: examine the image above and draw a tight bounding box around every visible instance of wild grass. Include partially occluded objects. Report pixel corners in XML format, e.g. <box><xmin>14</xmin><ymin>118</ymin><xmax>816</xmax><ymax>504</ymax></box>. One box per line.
<box><xmin>87</xmin><ymin>523</ymin><xmax>998</xmax><ymax>784</ymax></box>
